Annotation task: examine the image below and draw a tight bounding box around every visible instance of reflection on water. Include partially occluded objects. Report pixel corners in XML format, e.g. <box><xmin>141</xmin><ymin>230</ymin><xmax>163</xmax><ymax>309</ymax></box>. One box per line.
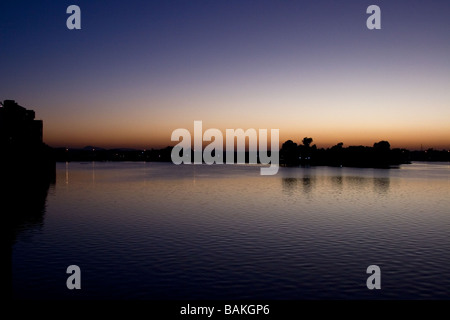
<box><xmin>283</xmin><ymin>174</ymin><xmax>391</xmax><ymax>196</ymax></box>
<box><xmin>331</xmin><ymin>175</ymin><xmax>343</xmax><ymax>188</ymax></box>
<box><xmin>302</xmin><ymin>176</ymin><xmax>315</xmax><ymax>194</ymax></box>
<box><xmin>6</xmin><ymin>168</ymin><xmax>54</xmax><ymax>299</ymax></box>
<box><xmin>373</xmin><ymin>177</ymin><xmax>390</xmax><ymax>194</ymax></box>
<box><xmin>11</xmin><ymin>162</ymin><xmax>450</xmax><ymax>300</ymax></box>
<box><xmin>9</xmin><ymin>180</ymin><xmax>53</xmax><ymax>241</ymax></box>
<box><xmin>7</xmin><ymin>172</ymin><xmax>54</xmax><ymax>244</ymax></box>
<box><xmin>281</xmin><ymin>177</ymin><xmax>298</xmax><ymax>194</ymax></box>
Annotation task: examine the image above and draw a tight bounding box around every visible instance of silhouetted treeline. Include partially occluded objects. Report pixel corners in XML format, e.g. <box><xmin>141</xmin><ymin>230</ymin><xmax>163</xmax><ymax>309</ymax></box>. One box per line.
<box><xmin>281</xmin><ymin>138</ymin><xmax>412</xmax><ymax>168</ymax></box>
<box><xmin>281</xmin><ymin>138</ymin><xmax>449</xmax><ymax>167</ymax></box>
<box><xmin>280</xmin><ymin>137</ymin><xmax>410</xmax><ymax>168</ymax></box>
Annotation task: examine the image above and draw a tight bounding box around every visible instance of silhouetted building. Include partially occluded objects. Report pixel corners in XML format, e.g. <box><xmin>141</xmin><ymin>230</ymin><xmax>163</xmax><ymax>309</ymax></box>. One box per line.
<box><xmin>0</xmin><ymin>100</ymin><xmax>43</xmax><ymax>147</ymax></box>
<box><xmin>0</xmin><ymin>99</ymin><xmax>55</xmax><ymax>179</ymax></box>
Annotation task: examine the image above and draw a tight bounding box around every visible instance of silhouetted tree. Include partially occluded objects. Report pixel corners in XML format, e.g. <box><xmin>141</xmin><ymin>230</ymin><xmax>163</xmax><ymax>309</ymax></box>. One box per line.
<box><xmin>373</xmin><ymin>140</ymin><xmax>390</xmax><ymax>151</ymax></box>
<box><xmin>302</xmin><ymin>137</ymin><xmax>313</xmax><ymax>148</ymax></box>
<box><xmin>298</xmin><ymin>137</ymin><xmax>314</xmax><ymax>165</ymax></box>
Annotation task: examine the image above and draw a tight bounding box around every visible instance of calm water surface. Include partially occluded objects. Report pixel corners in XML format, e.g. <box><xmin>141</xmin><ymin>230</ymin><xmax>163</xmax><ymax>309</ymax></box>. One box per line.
<box><xmin>12</xmin><ymin>162</ymin><xmax>450</xmax><ymax>299</ymax></box>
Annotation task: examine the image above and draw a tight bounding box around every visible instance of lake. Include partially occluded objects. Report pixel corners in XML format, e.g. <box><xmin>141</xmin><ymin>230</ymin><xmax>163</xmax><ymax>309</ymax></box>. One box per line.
<box><xmin>11</xmin><ymin>162</ymin><xmax>450</xmax><ymax>299</ymax></box>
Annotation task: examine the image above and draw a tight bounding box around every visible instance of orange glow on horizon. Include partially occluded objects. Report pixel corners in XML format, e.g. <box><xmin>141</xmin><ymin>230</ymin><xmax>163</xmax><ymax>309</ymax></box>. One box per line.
<box><xmin>44</xmin><ymin>122</ymin><xmax>450</xmax><ymax>151</ymax></box>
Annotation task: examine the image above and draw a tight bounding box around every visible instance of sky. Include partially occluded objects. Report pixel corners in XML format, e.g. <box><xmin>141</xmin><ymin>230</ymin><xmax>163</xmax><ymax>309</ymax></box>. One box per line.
<box><xmin>1</xmin><ymin>0</ymin><xmax>449</xmax><ymax>150</ymax></box>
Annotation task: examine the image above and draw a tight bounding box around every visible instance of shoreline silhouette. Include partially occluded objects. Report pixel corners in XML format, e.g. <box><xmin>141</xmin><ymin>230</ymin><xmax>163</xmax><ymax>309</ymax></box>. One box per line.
<box><xmin>1</xmin><ymin>100</ymin><xmax>448</xmax><ymax>169</ymax></box>
<box><xmin>52</xmin><ymin>142</ymin><xmax>449</xmax><ymax>167</ymax></box>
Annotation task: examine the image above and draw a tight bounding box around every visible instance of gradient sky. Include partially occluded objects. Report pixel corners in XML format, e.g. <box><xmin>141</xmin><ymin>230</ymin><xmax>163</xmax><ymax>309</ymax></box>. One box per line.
<box><xmin>1</xmin><ymin>0</ymin><xmax>449</xmax><ymax>150</ymax></box>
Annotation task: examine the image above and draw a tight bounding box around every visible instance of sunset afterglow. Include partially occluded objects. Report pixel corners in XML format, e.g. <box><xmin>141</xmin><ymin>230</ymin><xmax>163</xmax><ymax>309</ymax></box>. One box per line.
<box><xmin>1</xmin><ymin>1</ymin><xmax>449</xmax><ymax>150</ymax></box>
